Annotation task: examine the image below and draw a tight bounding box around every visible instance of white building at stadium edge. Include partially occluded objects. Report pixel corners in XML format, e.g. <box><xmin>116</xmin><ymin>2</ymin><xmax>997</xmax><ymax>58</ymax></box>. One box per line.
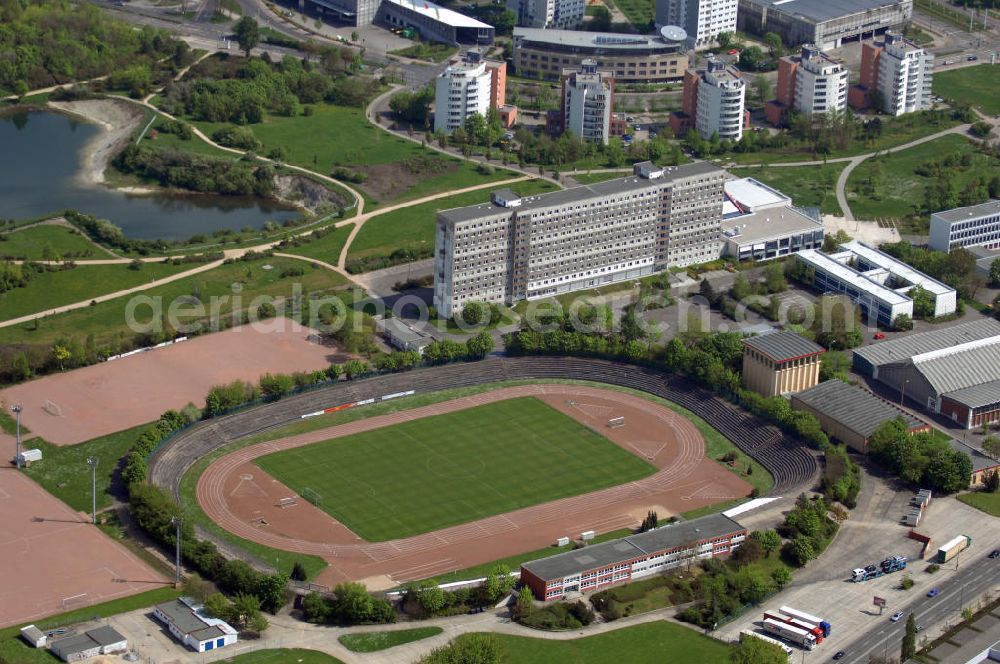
<box><xmin>431</xmin><ymin>163</ymin><xmax>827</xmax><ymax>319</ymax></box>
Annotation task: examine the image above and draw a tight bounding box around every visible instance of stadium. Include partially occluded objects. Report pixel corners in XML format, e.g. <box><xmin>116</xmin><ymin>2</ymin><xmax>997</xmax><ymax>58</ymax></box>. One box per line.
<box><xmin>150</xmin><ymin>357</ymin><xmax>819</xmax><ymax>590</ymax></box>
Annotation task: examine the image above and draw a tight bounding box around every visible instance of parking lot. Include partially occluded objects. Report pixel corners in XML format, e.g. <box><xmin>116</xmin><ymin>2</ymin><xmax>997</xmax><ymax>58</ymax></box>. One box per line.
<box><xmin>717</xmin><ymin>469</ymin><xmax>1000</xmax><ymax>661</ymax></box>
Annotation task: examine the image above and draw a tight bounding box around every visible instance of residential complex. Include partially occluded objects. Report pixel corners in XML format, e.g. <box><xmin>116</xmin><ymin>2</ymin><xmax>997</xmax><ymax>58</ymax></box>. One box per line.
<box><xmin>507</xmin><ymin>0</ymin><xmax>584</xmax><ymax>28</ymax></box>
<box><xmin>512</xmin><ymin>27</ymin><xmax>688</xmax><ymax>83</ymax></box>
<box><xmin>741</xmin><ymin>331</ymin><xmax>824</xmax><ymax>397</ymax></box>
<box><xmin>853</xmin><ymin>319</ymin><xmax>1000</xmax><ymax>429</ymax></box>
<box><xmin>655</xmin><ymin>0</ymin><xmax>739</xmax><ymax>49</ymax></box>
<box><xmin>561</xmin><ymin>60</ymin><xmax>615</xmax><ymax>144</ymax></box>
<box><xmin>520</xmin><ymin>513</ymin><xmax>746</xmax><ymax>601</ymax></box>
<box><xmin>849</xmin><ymin>31</ymin><xmax>933</xmax><ymax>115</ymax></box>
<box><xmin>721</xmin><ymin>178</ymin><xmax>825</xmax><ymax>261</ymax></box>
<box><xmin>737</xmin><ymin>0</ymin><xmax>912</xmax><ymax>50</ymax></box>
<box><xmin>766</xmin><ymin>45</ymin><xmax>848</xmax><ymax>125</ymax></box>
<box><xmin>433</xmin><ymin>51</ymin><xmax>506</xmax><ymax>134</ymax></box>
<box><xmin>795</xmin><ymin>240</ymin><xmax>956</xmax><ymax>326</ymax></box>
<box><xmin>790</xmin><ymin>379</ymin><xmax>930</xmax><ymax>452</ymax></box>
<box><xmin>672</xmin><ymin>57</ymin><xmax>747</xmax><ymax>141</ymax></box>
<box><xmin>929</xmin><ymin>200</ymin><xmax>1000</xmax><ymax>253</ymax></box>
<box><xmin>432</xmin><ymin>161</ymin><xmax>726</xmax><ymax>318</ymax></box>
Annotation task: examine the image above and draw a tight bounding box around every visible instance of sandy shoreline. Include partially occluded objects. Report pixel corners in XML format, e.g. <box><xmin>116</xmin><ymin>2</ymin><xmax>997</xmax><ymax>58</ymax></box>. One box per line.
<box><xmin>48</xmin><ymin>98</ymin><xmax>147</xmax><ymax>187</ymax></box>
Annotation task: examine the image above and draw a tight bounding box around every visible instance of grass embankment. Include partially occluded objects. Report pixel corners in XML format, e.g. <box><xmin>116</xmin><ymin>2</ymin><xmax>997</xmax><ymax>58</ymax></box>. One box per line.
<box><xmin>0</xmin><ymin>223</ymin><xmax>115</xmax><ymax>260</ymax></box>
<box><xmin>934</xmin><ymin>63</ymin><xmax>1000</xmax><ymax>116</ymax></box>
<box><xmin>223</xmin><ymin>649</ymin><xmax>346</xmax><ymax>663</ymax></box>
<box><xmin>184</xmin><ymin>103</ymin><xmax>517</xmax><ymax>208</ymax></box>
<box><xmin>453</xmin><ymin>622</ymin><xmax>732</xmax><ymax>663</ymax></box>
<box><xmin>388</xmin><ymin>42</ymin><xmax>457</xmax><ymax>62</ymax></box>
<box><xmin>255</xmin><ymin>396</ymin><xmax>656</xmax><ymax>541</ymax></box>
<box><xmin>280</xmin><ymin>224</ymin><xmax>352</xmax><ymax>267</ymax></box>
<box><xmin>729</xmin><ymin>163</ymin><xmax>845</xmax><ymax>215</ymax></box>
<box><xmin>179</xmin><ymin>379</ymin><xmax>766</xmax><ymax>581</ymax></box>
<box><xmin>345</xmin><ymin>178</ymin><xmax>558</xmax><ymax>270</ymax></box>
<box><xmin>0</xmin><ymin>262</ymin><xmax>192</xmax><ymax>323</ymax></box>
<box><xmin>0</xmin><ymin>256</ymin><xmax>349</xmax><ymax>347</ymax></box>
<box><xmin>726</xmin><ymin>113</ymin><xmax>961</xmax><ymax>165</ymax></box>
<box><xmin>339</xmin><ymin>627</ymin><xmax>443</xmax><ymax>652</ymax></box>
<box><xmin>846</xmin><ymin>134</ymin><xmax>1000</xmax><ymax>226</ymax></box>
<box><xmin>22</xmin><ymin>423</ymin><xmax>151</xmax><ymax>513</ymax></box>
<box><xmin>958</xmin><ymin>490</ymin><xmax>1000</xmax><ymax>516</ymax></box>
<box><xmin>0</xmin><ymin>587</ymin><xmax>179</xmax><ymax>664</ymax></box>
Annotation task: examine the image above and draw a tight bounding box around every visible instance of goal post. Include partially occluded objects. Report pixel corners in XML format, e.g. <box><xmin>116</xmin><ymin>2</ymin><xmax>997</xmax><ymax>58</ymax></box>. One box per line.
<box><xmin>302</xmin><ymin>487</ymin><xmax>323</xmax><ymax>507</ymax></box>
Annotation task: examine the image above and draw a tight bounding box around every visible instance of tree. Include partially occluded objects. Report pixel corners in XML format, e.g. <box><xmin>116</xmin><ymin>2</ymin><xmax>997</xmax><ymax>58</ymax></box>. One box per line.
<box><xmin>52</xmin><ymin>344</ymin><xmax>71</xmax><ymax>370</ymax></box>
<box><xmin>989</xmin><ymin>258</ymin><xmax>1000</xmax><ymax>287</ymax></box>
<box><xmin>513</xmin><ymin>586</ymin><xmax>534</xmax><ymax>621</ymax></box>
<box><xmin>902</xmin><ymin>613</ymin><xmax>917</xmax><ymax>661</ymax></box>
<box><xmin>892</xmin><ymin>313</ymin><xmax>913</xmax><ymax>331</ymax></box>
<box><xmin>587</xmin><ymin>5</ymin><xmax>611</xmax><ymax>31</ymax></box>
<box><xmin>763</xmin><ymin>32</ymin><xmax>783</xmax><ymax>56</ymax></box>
<box><xmin>821</xmin><ymin>229</ymin><xmax>851</xmax><ymax>253</ymax></box>
<box><xmin>739</xmin><ymin>46</ymin><xmax>767</xmax><ymax>72</ymax></box>
<box><xmin>234</xmin><ymin>17</ymin><xmax>260</xmax><ymax>57</ymax></box>
<box><xmin>750</xmin><ymin>530</ymin><xmax>782</xmax><ymax>558</ymax></box>
<box><xmin>639</xmin><ymin>510</ymin><xmax>658</xmax><ymax>533</ymax></box>
<box><xmin>783</xmin><ymin>535</ymin><xmax>815</xmax><ymax>567</ymax></box>
<box><xmin>421</xmin><ymin>633</ymin><xmax>503</xmax><ymax>664</ymax></box>
<box><xmin>910</xmin><ymin>285</ymin><xmax>935</xmax><ymax>319</ymax></box>
<box><xmin>983</xmin><ymin>436</ymin><xmax>1000</xmax><ymax>460</ymax></box>
<box><xmin>752</xmin><ymin>75</ymin><xmax>772</xmax><ymax>107</ymax></box>
<box><xmin>301</xmin><ymin>591</ymin><xmax>330</xmax><ymax>623</ymax></box>
<box><xmin>771</xmin><ymin>567</ymin><xmax>791</xmax><ymax>590</ymax></box>
<box><xmin>462</xmin><ymin>301</ymin><xmax>488</xmax><ymax>326</ymax></box>
<box><xmin>413</xmin><ymin>579</ymin><xmax>445</xmax><ymax>613</ymax></box>
<box><xmin>230</xmin><ymin>592</ymin><xmax>264</xmax><ymax>629</ymax></box>
<box><xmin>465</xmin><ymin>331</ymin><xmax>494</xmax><ymax>358</ymax></box>
<box><xmin>291</xmin><ymin>561</ymin><xmax>308</xmax><ymax>582</ymax></box>
<box><xmin>333</xmin><ymin>582</ymin><xmax>374</xmax><ymax>624</ymax></box>
<box><xmin>731</xmin><ymin>634</ymin><xmax>787</xmax><ymax>664</ymax></box>
<box><xmin>204</xmin><ymin>593</ymin><xmax>231</xmax><ymax>621</ymax></box>
<box><xmin>182</xmin><ymin>572</ymin><xmax>212</xmax><ymax>602</ymax></box>
<box><xmin>485</xmin><ymin>564</ymin><xmax>514</xmax><ymax>603</ymax></box>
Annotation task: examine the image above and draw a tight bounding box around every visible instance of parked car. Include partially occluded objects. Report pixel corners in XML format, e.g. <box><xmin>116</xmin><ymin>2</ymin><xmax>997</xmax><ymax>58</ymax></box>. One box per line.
<box><xmin>891</xmin><ymin>611</ymin><xmax>904</xmax><ymax>622</ymax></box>
<box><xmin>833</xmin><ymin>652</ymin><xmax>846</xmax><ymax>660</ymax></box>
<box><xmin>927</xmin><ymin>588</ymin><xmax>941</xmax><ymax>597</ymax></box>
<box><xmin>728</xmin><ymin>49</ymin><xmax>740</xmax><ymax>55</ymax></box>
<box><xmin>988</xmin><ymin>549</ymin><xmax>999</xmax><ymax>559</ymax></box>
<box><xmin>915</xmin><ymin>624</ymin><xmax>924</xmax><ymax>632</ymax></box>
<box><xmin>968</xmin><ymin>55</ymin><xmax>979</xmax><ymax>61</ymax></box>
<box><xmin>873</xmin><ymin>332</ymin><xmax>886</xmax><ymax>340</ymax></box>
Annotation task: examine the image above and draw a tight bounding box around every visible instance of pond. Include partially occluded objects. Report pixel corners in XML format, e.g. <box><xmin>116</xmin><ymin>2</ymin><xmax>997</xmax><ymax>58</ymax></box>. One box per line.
<box><xmin>0</xmin><ymin>110</ymin><xmax>300</xmax><ymax>240</ymax></box>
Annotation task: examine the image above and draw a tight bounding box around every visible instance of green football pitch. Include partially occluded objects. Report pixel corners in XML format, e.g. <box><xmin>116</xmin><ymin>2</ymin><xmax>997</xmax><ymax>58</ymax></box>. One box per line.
<box><xmin>254</xmin><ymin>397</ymin><xmax>656</xmax><ymax>542</ymax></box>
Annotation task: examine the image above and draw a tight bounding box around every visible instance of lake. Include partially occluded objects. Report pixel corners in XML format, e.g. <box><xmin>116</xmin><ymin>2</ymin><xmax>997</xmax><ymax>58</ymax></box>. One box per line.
<box><xmin>0</xmin><ymin>109</ymin><xmax>300</xmax><ymax>240</ymax></box>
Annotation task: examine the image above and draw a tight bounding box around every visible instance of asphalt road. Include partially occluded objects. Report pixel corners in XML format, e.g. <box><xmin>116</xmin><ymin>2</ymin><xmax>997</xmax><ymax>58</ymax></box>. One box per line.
<box><xmin>838</xmin><ymin>552</ymin><xmax>1000</xmax><ymax>664</ymax></box>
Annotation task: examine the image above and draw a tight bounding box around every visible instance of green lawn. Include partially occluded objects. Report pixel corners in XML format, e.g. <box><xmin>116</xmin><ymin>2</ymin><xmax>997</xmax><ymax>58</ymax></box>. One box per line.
<box><xmin>338</xmin><ymin>627</ymin><xmax>443</xmax><ymax>652</ymax></box>
<box><xmin>729</xmin><ymin>163</ymin><xmax>845</xmax><ymax>215</ymax></box>
<box><xmin>346</xmin><ymin>179</ymin><xmax>559</xmax><ymax>266</ymax></box>
<box><xmin>0</xmin><ymin>587</ymin><xmax>179</xmax><ymax>664</ymax></box>
<box><xmin>0</xmin><ymin>261</ymin><xmax>192</xmax><ymax>323</ymax></box>
<box><xmin>388</xmin><ymin>42</ymin><xmax>458</xmax><ymax>62</ymax></box>
<box><xmin>254</xmin><ymin>396</ymin><xmax>656</xmax><ymax>541</ymax></box>
<box><xmin>222</xmin><ymin>649</ymin><xmax>345</xmax><ymax>663</ymax></box>
<box><xmin>958</xmin><ymin>490</ymin><xmax>1000</xmax><ymax>516</ymax></box>
<box><xmin>846</xmin><ymin>134</ymin><xmax>1000</xmax><ymax>224</ymax></box>
<box><xmin>185</xmin><ymin>103</ymin><xmax>517</xmax><ymax>207</ymax></box>
<box><xmin>934</xmin><ymin>64</ymin><xmax>1000</xmax><ymax>116</ymax></box>
<box><xmin>0</xmin><ymin>224</ymin><xmax>115</xmax><ymax>260</ymax></box>
<box><xmin>282</xmin><ymin>224</ymin><xmax>353</xmax><ymax>267</ymax></box>
<box><xmin>614</xmin><ymin>0</ymin><xmax>654</xmax><ymax>29</ymax></box>
<box><xmin>459</xmin><ymin>622</ymin><xmax>732</xmax><ymax>663</ymax></box>
<box><xmin>0</xmin><ymin>256</ymin><xmax>348</xmax><ymax>347</ymax></box>
<box><xmin>726</xmin><ymin>112</ymin><xmax>961</xmax><ymax>165</ymax></box>
<box><xmin>22</xmin><ymin>423</ymin><xmax>150</xmax><ymax>513</ymax></box>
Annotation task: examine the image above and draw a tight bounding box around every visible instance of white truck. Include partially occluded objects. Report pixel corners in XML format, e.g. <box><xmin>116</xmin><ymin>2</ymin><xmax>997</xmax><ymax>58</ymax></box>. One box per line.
<box><xmin>763</xmin><ymin>618</ymin><xmax>817</xmax><ymax>650</ymax></box>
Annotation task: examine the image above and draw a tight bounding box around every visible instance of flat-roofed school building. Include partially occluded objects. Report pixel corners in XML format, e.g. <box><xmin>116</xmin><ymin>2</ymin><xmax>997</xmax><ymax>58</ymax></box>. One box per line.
<box><xmin>520</xmin><ymin>513</ymin><xmax>746</xmax><ymax>601</ymax></box>
<box><xmin>929</xmin><ymin>200</ymin><xmax>1000</xmax><ymax>253</ymax></box>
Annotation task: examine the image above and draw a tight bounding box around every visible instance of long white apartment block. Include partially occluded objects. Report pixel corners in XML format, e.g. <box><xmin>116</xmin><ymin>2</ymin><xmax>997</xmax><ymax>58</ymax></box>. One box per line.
<box><xmin>929</xmin><ymin>200</ymin><xmax>1000</xmax><ymax>253</ymax></box>
<box><xmin>433</xmin><ymin>161</ymin><xmax>726</xmax><ymax>318</ymax></box>
<box><xmin>795</xmin><ymin>240</ymin><xmax>956</xmax><ymax>326</ymax></box>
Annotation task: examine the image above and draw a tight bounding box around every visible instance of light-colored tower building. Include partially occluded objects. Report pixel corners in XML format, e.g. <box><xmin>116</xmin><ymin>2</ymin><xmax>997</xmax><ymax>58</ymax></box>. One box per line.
<box><xmin>433</xmin><ymin>161</ymin><xmax>726</xmax><ymax>318</ymax></box>
<box><xmin>693</xmin><ymin>57</ymin><xmax>746</xmax><ymax>140</ymax></box>
<box><xmin>434</xmin><ymin>51</ymin><xmax>494</xmax><ymax>134</ymax></box>
<box><xmin>876</xmin><ymin>31</ymin><xmax>933</xmax><ymax>116</ymax></box>
<box><xmin>561</xmin><ymin>60</ymin><xmax>614</xmax><ymax>145</ymax></box>
<box><xmin>767</xmin><ymin>45</ymin><xmax>848</xmax><ymax>125</ymax></box>
<box><xmin>741</xmin><ymin>331</ymin><xmax>824</xmax><ymax>397</ymax></box>
<box><xmin>850</xmin><ymin>31</ymin><xmax>932</xmax><ymax>115</ymax></box>
<box><xmin>656</xmin><ymin>0</ymin><xmax>738</xmax><ymax>49</ymax></box>
<box><xmin>507</xmin><ymin>0</ymin><xmax>583</xmax><ymax>29</ymax></box>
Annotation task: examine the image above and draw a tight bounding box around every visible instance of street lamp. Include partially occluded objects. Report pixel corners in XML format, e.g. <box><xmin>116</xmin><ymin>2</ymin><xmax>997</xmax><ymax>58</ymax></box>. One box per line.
<box><xmin>900</xmin><ymin>379</ymin><xmax>910</xmax><ymax>406</ymax></box>
<box><xmin>86</xmin><ymin>457</ymin><xmax>99</xmax><ymax>525</ymax></box>
<box><xmin>11</xmin><ymin>405</ymin><xmax>22</xmax><ymax>469</ymax></box>
<box><xmin>171</xmin><ymin>516</ymin><xmax>183</xmax><ymax>586</ymax></box>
